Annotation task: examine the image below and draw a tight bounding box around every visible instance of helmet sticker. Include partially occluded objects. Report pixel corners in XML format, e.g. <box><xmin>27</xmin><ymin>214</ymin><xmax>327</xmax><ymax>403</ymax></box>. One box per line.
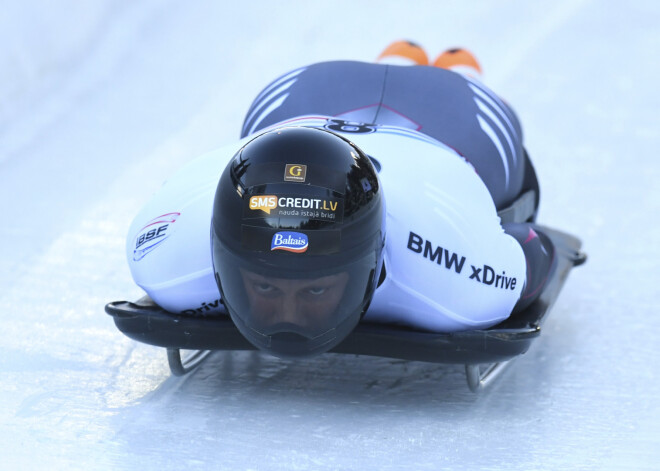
<box><xmin>241</xmin><ymin>225</ymin><xmax>341</xmax><ymax>254</ymax></box>
<box><xmin>271</xmin><ymin>231</ymin><xmax>309</xmax><ymax>253</ymax></box>
<box><xmin>246</xmin><ymin>194</ymin><xmax>344</xmax><ymax>222</ymax></box>
<box><xmin>249</xmin><ymin>195</ymin><xmax>278</xmax><ymax>214</ymax></box>
<box><xmin>284</xmin><ymin>164</ymin><xmax>307</xmax><ymax>182</ymax></box>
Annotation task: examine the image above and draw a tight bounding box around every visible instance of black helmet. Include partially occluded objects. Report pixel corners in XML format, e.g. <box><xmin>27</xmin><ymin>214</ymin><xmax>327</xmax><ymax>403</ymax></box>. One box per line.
<box><xmin>212</xmin><ymin>126</ymin><xmax>385</xmax><ymax>358</ymax></box>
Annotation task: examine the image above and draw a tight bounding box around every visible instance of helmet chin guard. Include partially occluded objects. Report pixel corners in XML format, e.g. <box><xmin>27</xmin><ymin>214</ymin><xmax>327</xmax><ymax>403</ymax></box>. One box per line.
<box><xmin>211</xmin><ymin>126</ymin><xmax>385</xmax><ymax>358</ymax></box>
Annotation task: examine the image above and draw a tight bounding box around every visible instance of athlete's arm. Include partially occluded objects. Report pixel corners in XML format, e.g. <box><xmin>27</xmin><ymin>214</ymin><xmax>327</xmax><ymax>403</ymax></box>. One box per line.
<box><xmin>502</xmin><ymin>223</ymin><xmax>556</xmax><ymax>313</ymax></box>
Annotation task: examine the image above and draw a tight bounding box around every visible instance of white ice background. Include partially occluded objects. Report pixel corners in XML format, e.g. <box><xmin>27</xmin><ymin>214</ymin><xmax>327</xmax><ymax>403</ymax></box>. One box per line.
<box><xmin>1</xmin><ymin>1</ymin><xmax>659</xmax><ymax>469</ymax></box>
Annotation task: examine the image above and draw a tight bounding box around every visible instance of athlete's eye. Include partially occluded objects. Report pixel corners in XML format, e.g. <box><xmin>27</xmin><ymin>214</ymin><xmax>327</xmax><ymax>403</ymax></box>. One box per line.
<box><xmin>254</xmin><ymin>283</ymin><xmax>277</xmax><ymax>294</ymax></box>
<box><xmin>306</xmin><ymin>287</ymin><xmax>327</xmax><ymax>296</ymax></box>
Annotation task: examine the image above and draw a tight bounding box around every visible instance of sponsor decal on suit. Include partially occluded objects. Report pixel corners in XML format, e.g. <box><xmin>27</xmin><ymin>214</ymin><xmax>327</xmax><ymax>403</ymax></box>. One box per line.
<box><xmin>133</xmin><ymin>212</ymin><xmax>180</xmax><ymax>261</ymax></box>
<box><xmin>407</xmin><ymin>230</ymin><xmax>517</xmax><ymax>291</ymax></box>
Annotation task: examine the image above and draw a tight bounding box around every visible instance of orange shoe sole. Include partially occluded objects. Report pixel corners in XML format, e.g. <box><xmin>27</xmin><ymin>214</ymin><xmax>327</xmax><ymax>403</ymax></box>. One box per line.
<box><xmin>377</xmin><ymin>40</ymin><xmax>429</xmax><ymax>66</ymax></box>
<box><xmin>433</xmin><ymin>48</ymin><xmax>482</xmax><ymax>74</ymax></box>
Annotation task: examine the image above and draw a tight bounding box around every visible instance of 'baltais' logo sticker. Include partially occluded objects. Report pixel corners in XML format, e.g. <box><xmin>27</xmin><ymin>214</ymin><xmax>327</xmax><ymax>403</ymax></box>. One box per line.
<box><xmin>133</xmin><ymin>212</ymin><xmax>180</xmax><ymax>261</ymax></box>
<box><xmin>284</xmin><ymin>164</ymin><xmax>307</xmax><ymax>182</ymax></box>
<box><xmin>248</xmin><ymin>194</ymin><xmax>343</xmax><ymax>222</ymax></box>
<box><xmin>271</xmin><ymin>231</ymin><xmax>308</xmax><ymax>253</ymax></box>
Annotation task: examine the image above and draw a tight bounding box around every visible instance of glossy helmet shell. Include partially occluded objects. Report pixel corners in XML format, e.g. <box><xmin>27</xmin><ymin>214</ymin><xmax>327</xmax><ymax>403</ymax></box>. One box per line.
<box><xmin>211</xmin><ymin>126</ymin><xmax>385</xmax><ymax>358</ymax></box>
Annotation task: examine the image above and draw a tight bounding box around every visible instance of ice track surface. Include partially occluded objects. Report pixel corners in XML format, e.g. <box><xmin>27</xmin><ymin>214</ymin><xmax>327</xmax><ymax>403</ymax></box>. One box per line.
<box><xmin>1</xmin><ymin>1</ymin><xmax>658</xmax><ymax>469</ymax></box>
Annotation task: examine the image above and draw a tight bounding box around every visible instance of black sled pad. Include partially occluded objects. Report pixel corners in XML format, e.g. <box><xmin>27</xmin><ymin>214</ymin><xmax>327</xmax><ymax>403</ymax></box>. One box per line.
<box><xmin>106</xmin><ymin>226</ymin><xmax>585</xmax><ymax>366</ymax></box>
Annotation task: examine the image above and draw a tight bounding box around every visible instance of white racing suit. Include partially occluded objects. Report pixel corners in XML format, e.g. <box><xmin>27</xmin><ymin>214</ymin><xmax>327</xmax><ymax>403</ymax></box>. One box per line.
<box><xmin>127</xmin><ymin>61</ymin><xmax>553</xmax><ymax>332</ymax></box>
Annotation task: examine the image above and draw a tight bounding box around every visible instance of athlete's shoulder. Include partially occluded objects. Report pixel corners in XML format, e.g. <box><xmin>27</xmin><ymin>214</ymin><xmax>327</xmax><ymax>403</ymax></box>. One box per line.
<box><xmin>248</xmin><ymin>60</ymin><xmax>386</xmax><ymax>98</ymax></box>
<box><xmin>350</xmin><ymin>126</ymin><xmax>526</xmax><ymax>331</ymax></box>
<box><xmin>126</xmin><ymin>138</ymin><xmax>251</xmax><ymax>313</ymax></box>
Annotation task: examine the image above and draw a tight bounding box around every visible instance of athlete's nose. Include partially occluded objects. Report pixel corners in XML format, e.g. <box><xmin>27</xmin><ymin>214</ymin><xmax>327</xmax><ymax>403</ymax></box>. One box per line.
<box><xmin>278</xmin><ymin>294</ymin><xmax>301</xmax><ymax>324</ymax></box>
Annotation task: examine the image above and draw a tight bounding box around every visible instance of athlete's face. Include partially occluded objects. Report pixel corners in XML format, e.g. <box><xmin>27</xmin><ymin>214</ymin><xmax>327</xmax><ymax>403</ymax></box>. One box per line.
<box><xmin>239</xmin><ymin>269</ymin><xmax>350</xmax><ymax>332</ymax></box>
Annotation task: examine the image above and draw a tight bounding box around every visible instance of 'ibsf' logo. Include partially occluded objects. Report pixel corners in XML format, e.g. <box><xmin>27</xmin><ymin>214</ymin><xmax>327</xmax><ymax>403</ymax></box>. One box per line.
<box><xmin>284</xmin><ymin>164</ymin><xmax>307</xmax><ymax>182</ymax></box>
<box><xmin>271</xmin><ymin>231</ymin><xmax>308</xmax><ymax>253</ymax></box>
<box><xmin>133</xmin><ymin>212</ymin><xmax>180</xmax><ymax>261</ymax></box>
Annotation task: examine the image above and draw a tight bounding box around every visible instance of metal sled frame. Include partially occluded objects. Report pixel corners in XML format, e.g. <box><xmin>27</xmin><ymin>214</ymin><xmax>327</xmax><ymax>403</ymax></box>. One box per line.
<box><xmin>106</xmin><ymin>224</ymin><xmax>585</xmax><ymax>392</ymax></box>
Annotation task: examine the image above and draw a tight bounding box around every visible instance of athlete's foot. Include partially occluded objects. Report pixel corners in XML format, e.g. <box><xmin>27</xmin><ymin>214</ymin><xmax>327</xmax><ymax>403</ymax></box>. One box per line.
<box><xmin>433</xmin><ymin>48</ymin><xmax>482</xmax><ymax>78</ymax></box>
<box><xmin>377</xmin><ymin>40</ymin><xmax>429</xmax><ymax>66</ymax></box>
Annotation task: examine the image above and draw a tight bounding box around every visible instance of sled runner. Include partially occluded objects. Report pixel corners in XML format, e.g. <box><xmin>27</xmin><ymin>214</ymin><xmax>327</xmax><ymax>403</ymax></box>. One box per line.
<box><xmin>105</xmin><ymin>224</ymin><xmax>585</xmax><ymax>392</ymax></box>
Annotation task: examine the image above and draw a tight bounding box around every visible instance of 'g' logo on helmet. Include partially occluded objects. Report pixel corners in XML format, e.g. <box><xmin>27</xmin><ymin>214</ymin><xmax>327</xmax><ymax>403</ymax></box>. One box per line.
<box><xmin>284</xmin><ymin>164</ymin><xmax>307</xmax><ymax>182</ymax></box>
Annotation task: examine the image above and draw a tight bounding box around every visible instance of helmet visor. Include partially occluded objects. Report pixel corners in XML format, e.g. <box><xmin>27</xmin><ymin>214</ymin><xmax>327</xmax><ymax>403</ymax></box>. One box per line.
<box><xmin>213</xmin><ymin>231</ymin><xmax>380</xmax><ymax>358</ymax></box>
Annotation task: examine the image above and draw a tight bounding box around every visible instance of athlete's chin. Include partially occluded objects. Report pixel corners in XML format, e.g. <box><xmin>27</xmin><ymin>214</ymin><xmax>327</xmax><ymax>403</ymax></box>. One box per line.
<box><xmin>260</xmin><ymin>321</ymin><xmax>322</xmax><ymax>338</ymax></box>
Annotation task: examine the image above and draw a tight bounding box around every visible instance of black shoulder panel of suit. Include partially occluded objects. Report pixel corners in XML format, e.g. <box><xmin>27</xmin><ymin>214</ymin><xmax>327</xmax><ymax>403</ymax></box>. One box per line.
<box><xmin>241</xmin><ymin>60</ymin><xmax>526</xmax><ymax>207</ymax></box>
